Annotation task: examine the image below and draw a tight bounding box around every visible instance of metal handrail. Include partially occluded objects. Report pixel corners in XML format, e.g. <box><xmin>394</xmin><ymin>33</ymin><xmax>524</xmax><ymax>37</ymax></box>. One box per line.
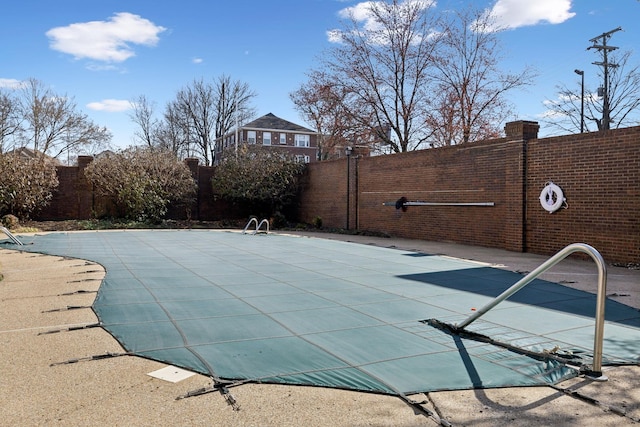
<box><xmin>383</xmin><ymin>201</ymin><xmax>495</xmax><ymax>207</ymax></box>
<box><xmin>242</xmin><ymin>218</ymin><xmax>269</xmax><ymax>235</ymax></box>
<box><xmin>455</xmin><ymin>243</ymin><xmax>608</xmax><ymax>380</ymax></box>
<box><xmin>256</xmin><ymin>219</ymin><xmax>270</xmax><ymax>234</ymax></box>
<box><xmin>1</xmin><ymin>226</ymin><xmax>23</xmax><ymax>245</ymax></box>
<box><xmin>242</xmin><ymin>218</ymin><xmax>258</xmax><ymax>234</ymax></box>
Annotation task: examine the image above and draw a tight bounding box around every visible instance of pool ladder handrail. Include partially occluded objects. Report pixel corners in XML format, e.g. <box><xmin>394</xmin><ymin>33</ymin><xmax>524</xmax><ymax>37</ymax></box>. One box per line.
<box><xmin>454</xmin><ymin>243</ymin><xmax>608</xmax><ymax>381</ymax></box>
<box><xmin>1</xmin><ymin>226</ymin><xmax>23</xmax><ymax>245</ymax></box>
<box><xmin>242</xmin><ymin>218</ymin><xmax>270</xmax><ymax>235</ymax></box>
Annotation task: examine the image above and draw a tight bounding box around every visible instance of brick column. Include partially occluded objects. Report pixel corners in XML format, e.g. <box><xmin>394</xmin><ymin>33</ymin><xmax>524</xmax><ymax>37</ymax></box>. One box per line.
<box><xmin>76</xmin><ymin>156</ymin><xmax>94</xmax><ymax>219</ymax></box>
<box><xmin>184</xmin><ymin>158</ymin><xmax>200</xmax><ymax>220</ymax></box>
<box><xmin>77</xmin><ymin>155</ymin><xmax>94</xmax><ymax>169</ymax></box>
<box><xmin>503</xmin><ymin>121</ymin><xmax>539</xmax><ymax>253</ymax></box>
<box><xmin>184</xmin><ymin>158</ymin><xmax>200</xmax><ymax>178</ymax></box>
<box><xmin>505</xmin><ymin>120</ymin><xmax>540</xmax><ymax>141</ymax></box>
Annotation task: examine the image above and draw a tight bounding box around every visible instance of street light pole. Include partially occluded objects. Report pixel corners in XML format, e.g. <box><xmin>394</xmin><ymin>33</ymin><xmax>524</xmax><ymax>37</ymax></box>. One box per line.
<box><xmin>345</xmin><ymin>146</ymin><xmax>352</xmax><ymax>230</ymax></box>
<box><xmin>235</xmin><ymin>97</ymin><xmax>239</xmax><ymax>159</ymax></box>
<box><xmin>574</xmin><ymin>69</ymin><xmax>585</xmax><ymax>133</ymax></box>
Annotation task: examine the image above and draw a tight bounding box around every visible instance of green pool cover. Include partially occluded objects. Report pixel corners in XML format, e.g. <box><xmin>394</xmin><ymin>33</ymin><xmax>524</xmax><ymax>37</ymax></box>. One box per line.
<box><xmin>14</xmin><ymin>231</ymin><xmax>640</xmax><ymax>396</ymax></box>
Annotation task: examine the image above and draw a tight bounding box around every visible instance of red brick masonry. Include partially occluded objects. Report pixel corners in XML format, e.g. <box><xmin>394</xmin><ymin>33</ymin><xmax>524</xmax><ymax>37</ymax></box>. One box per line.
<box><xmin>39</xmin><ymin>122</ymin><xmax>639</xmax><ymax>264</ymax></box>
<box><xmin>298</xmin><ymin>122</ymin><xmax>639</xmax><ymax>264</ymax></box>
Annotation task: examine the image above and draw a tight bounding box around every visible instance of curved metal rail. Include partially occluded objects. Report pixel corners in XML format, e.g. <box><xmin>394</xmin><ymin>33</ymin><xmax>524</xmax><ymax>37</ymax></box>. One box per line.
<box><xmin>1</xmin><ymin>226</ymin><xmax>23</xmax><ymax>245</ymax></box>
<box><xmin>256</xmin><ymin>219</ymin><xmax>270</xmax><ymax>234</ymax></box>
<box><xmin>455</xmin><ymin>243</ymin><xmax>608</xmax><ymax>380</ymax></box>
<box><xmin>242</xmin><ymin>218</ymin><xmax>258</xmax><ymax>234</ymax></box>
<box><xmin>242</xmin><ymin>218</ymin><xmax>269</xmax><ymax>235</ymax></box>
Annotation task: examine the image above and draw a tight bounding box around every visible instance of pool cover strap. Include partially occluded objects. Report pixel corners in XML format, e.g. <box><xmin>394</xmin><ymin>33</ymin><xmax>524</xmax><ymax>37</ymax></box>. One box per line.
<box><xmin>424</xmin><ymin>318</ymin><xmax>585</xmax><ymax>367</ymax></box>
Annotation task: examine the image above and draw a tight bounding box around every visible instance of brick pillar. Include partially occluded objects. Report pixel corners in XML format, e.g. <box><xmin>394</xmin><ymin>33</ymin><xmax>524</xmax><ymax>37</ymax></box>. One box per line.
<box><xmin>504</xmin><ymin>120</ymin><xmax>539</xmax><ymax>141</ymax></box>
<box><xmin>76</xmin><ymin>156</ymin><xmax>94</xmax><ymax>219</ymax></box>
<box><xmin>503</xmin><ymin>121</ymin><xmax>539</xmax><ymax>254</ymax></box>
<box><xmin>77</xmin><ymin>155</ymin><xmax>94</xmax><ymax>169</ymax></box>
<box><xmin>184</xmin><ymin>158</ymin><xmax>200</xmax><ymax>220</ymax></box>
<box><xmin>184</xmin><ymin>158</ymin><xmax>199</xmax><ymax>178</ymax></box>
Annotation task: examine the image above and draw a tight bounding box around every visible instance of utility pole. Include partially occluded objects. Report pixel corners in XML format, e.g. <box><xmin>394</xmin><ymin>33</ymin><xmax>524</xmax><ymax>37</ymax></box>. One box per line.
<box><xmin>588</xmin><ymin>27</ymin><xmax>622</xmax><ymax>131</ymax></box>
<box><xmin>574</xmin><ymin>69</ymin><xmax>585</xmax><ymax>133</ymax></box>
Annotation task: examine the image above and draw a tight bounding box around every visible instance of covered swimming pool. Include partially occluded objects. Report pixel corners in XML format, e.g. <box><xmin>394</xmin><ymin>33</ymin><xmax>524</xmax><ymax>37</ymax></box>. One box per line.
<box><xmin>14</xmin><ymin>230</ymin><xmax>640</xmax><ymax>397</ymax></box>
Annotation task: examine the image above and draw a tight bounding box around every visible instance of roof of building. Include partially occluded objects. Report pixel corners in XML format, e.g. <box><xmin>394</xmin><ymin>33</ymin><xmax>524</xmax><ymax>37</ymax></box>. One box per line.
<box><xmin>95</xmin><ymin>149</ymin><xmax>117</xmax><ymax>158</ymax></box>
<box><xmin>4</xmin><ymin>147</ymin><xmax>61</xmax><ymax>165</ymax></box>
<box><xmin>243</xmin><ymin>113</ymin><xmax>315</xmax><ymax>133</ymax></box>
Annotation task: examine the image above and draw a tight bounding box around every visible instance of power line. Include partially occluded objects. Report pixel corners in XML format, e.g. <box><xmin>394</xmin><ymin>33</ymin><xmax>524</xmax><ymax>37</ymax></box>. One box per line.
<box><xmin>587</xmin><ymin>27</ymin><xmax>622</xmax><ymax>130</ymax></box>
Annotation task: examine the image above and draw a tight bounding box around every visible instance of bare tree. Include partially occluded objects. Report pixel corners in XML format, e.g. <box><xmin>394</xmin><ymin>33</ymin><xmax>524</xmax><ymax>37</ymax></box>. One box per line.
<box><xmin>211</xmin><ymin>74</ymin><xmax>257</xmax><ymax>162</ymax></box>
<box><xmin>605</xmin><ymin>51</ymin><xmax>640</xmax><ymax>127</ymax></box>
<box><xmin>303</xmin><ymin>2</ymin><xmax>531</xmax><ymax>152</ymax></box>
<box><xmin>156</xmin><ymin>100</ymin><xmax>192</xmax><ymax>159</ymax></box>
<box><xmin>130</xmin><ymin>95</ymin><xmax>193</xmax><ymax>157</ymax></box>
<box><xmin>164</xmin><ymin>77</ymin><xmax>256</xmax><ymax>165</ymax></box>
<box><xmin>544</xmin><ymin>51</ymin><xmax>640</xmax><ymax>134</ymax></box>
<box><xmin>424</xmin><ymin>89</ymin><xmax>460</xmax><ymax>147</ymax></box>
<box><xmin>429</xmin><ymin>8</ymin><xmax>536</xmax><ymax>146</ymax></box>
<box><xmin>173</xmin><ymin>79</ymin><xmax>216</xmax><ymax>165</ymax></box>
<box><xmin>320</xmin><ymin>0</ymin><xmax>441</xmax><ymax>153</ymax></box>
<box><xmin>18</xmin><ymin>78</ymin><xmax>111</xmax><ymax>160</ymax></box>
<box><xmin>542</xmin><ymin>88</ymin><xmax>590</xmax><ymax>135</ymax></box>
<box><xmin>213</xmin><ymin>74</ymin><xmax>257</xmax><ymax>142</ymax></box>
<box><xmin>290</xmin><ymin>70</ymin><xmax>363</xmax><ymax>160</ymax></box>
<box><xmin>130</xmin><ymin>94</ymin><xmax>158</xmax><ymax>147</ymax></box>
<box><xmin>0</xmin><ymin>89</ymin><xmax>22</xmax><ymax>153</ymax></box>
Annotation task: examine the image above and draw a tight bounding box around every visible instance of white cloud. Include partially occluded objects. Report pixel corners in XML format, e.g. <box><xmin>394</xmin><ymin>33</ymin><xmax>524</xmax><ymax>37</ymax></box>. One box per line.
<box><xmin>338</xmin><ymin>0</ymin><xmax>434</xmax><ymax>27</ymax></box>
<box><xmin>0</xmin><ymin>78</ymin><xmax>25</xmax><ymax>89</ymax></box>
<box><xmin>329</xmin><ymin>0</ymin><xmax>436</xmax><ymax>44</ymax></box>
<box><xmin>192</xmin><ymin>57</ymin><xmax>203</xmax><ymax>64</ymax></box>
<box><xmin>87</xmin><ymin>99</ymin><xmax>132</xmax><ymax>112</ymax></box>
<box><xmin>46</xmin><ymin>12</ymin><xmax>166</xmax><ymax>63</ymax></box>
<box><xmin>326</xmin><ymin>29</ymin><xmax>342</xmax><ymax>43</ymax></box>
<box><xmin>486</xmin><ymin>0</ymin><xmax>576</xmax><ymax>30</ymax></box>
<box><xmin>86</xmin><ymin>63</ymin><xmax>121</xmax><ymax>72</ymax></box>
<box><xmin>337</xmin><ymin>1</ymin><xmax>377</xmax><ymax>22</ymax></box>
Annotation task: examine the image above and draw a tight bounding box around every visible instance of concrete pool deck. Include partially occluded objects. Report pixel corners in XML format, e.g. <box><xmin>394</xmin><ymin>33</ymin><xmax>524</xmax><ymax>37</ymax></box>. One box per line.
<box><xmin>1</xmin><ymin>230</ymin><xmax>639</xmax><ymax>426</ymax></box>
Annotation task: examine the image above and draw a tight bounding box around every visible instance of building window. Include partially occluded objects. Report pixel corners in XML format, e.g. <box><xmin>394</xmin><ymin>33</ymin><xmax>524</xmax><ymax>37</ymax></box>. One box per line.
<box><xmin>280</xmin><ymin>133</ymin><xmax>287</xmax><ymax>144</ymax></box>
<box><xmin>294</xmin><ymin>134</ymin><xmax>309</xmax><ymax>147</ymax></box>
<box><xmin>263</xmin><ymin>132</ymin><xmax>271</xmax><ymax>145</ymax></box>
<box><xmin>296</xmin><ymin>155</ymin><xmax>311</xmax><ymax>163</ymax></box>
<box><xmin>247</xmin><ymin>131</ymin><xmax>256</xmax><ymax>144</ymax></box>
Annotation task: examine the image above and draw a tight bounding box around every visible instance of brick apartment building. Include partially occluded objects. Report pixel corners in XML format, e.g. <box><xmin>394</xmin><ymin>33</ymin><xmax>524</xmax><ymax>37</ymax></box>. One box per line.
<box><xmin>214</xmin><ymin>113</ymin><xmax>318</xmax><ymax>164</ymax></box>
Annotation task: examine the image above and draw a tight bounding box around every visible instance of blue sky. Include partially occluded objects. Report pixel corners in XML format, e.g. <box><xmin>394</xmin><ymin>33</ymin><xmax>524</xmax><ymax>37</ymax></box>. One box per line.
<box><xmin>1</xmin><ymin>0</ymin><xmax>638</xmax><ymax>148</ymax></box>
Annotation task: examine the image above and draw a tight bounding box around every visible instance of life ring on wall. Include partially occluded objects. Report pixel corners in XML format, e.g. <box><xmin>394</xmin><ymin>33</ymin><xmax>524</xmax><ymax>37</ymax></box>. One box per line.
<box><xmin>539</xmin><ymin>182</ymin><xmax>566</xmax><ymax>213</ymax></box>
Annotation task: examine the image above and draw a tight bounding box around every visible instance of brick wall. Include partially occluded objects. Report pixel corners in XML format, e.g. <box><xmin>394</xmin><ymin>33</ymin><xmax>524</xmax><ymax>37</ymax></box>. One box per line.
<box><xmin>298</xmin><ymin>159</ymin><xmax>350</xmax><ymax>228</ymax></box>
<box><xmin>38</xmin><ymin>156</ymin><xmax>93</xmax><ymax>219</ymax></box>
<box><xmin>38</xmin><ymin>157</ymin><xmax>248</xmax><ymax>222</ymax></box>
<box><xmin>186</xmin><ymin>163</ymin><xmax>248</xmax><ymax>220</ymax></box>
<box><xmin>525</xmin><ymin>128</ymin><xmax>640</xmax><ymax>262</ymax></box>
<box><xmin>38</xmin><ymin>122</ymin><xmax>639</xmax><ymax>264</ymax></box>
<box><xmin>299</xmin><ymin>123</ymin><xmax>639</xmax><ymax>264</ymax></box>
<box><xmin>299</xmin><ymin>138</ymin><xmax>527</xmax><ymax>251</ymax></box>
